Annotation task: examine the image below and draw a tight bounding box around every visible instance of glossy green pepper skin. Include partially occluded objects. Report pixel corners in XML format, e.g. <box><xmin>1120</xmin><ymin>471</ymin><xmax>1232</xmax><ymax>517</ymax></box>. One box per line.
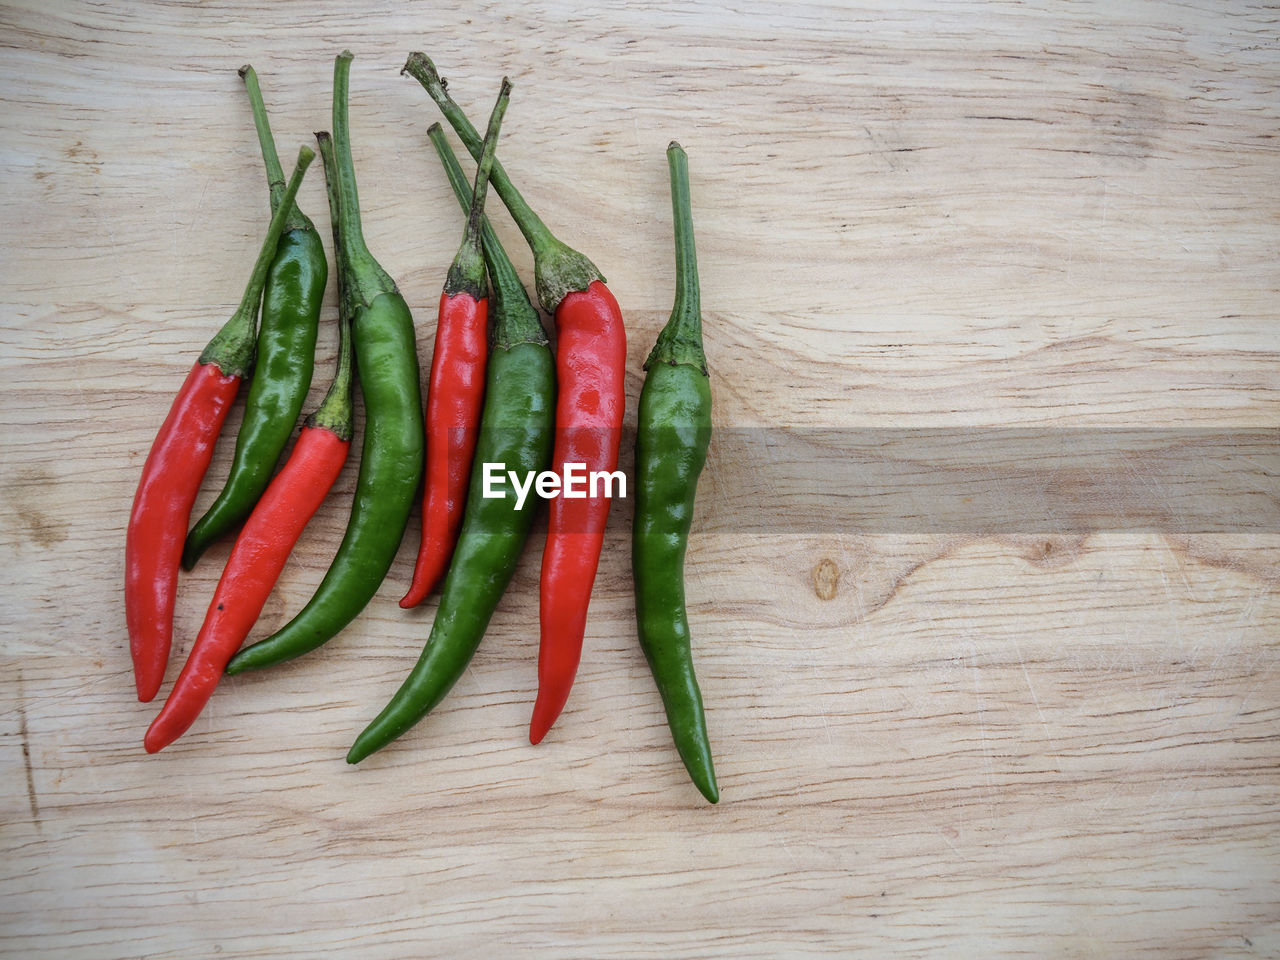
<box><xmin>632</xmin><ymin>142</ymin><xmax>718</xmax><ymax>803</ymax></box>
<box><xmin>346</xmin><ymin>121</ymin><xmax>554</xmax><ymax>764</ymax></box>
<box><xmin>226</xmin><ymin>52</ymin><xmax>424</xmax><ymax>675</ymax></box>
<box><xmin>183</xmin><ymin>66</ymin><xmax>327</xmax><ymax>570</ymax></box>
<box><xmin>634</xmin><ymin>364</ymin><xmax>716</xmax><ymax>802</ymax></box>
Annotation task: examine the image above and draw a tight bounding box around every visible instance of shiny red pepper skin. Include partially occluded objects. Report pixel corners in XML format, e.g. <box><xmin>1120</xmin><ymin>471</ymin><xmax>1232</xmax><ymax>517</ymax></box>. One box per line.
<box><xmin>143</xmin><ymin>424</ymin><xmax>349</xmax><ymax>751</ymax></box>
<box><xmin>400</xmin><ymin>290</ymin><xmax>489</xmax><ymax>607</ymax></box>
<box><xmin>529</xmin><ymin>279</ymin><xmax>627</xmax><ymax>743</ymax></box>
<box><xmin>125</xmin><ymin>360</ymin><xmax>239</xmax><ymax>702</ymax></box>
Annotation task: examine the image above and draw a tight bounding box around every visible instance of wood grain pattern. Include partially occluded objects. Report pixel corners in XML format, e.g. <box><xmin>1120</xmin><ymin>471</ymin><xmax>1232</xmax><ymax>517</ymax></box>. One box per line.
<box><xmin>2</xmin><ymin>1</ymin><xmax>1278</xmax><ymax>957</ymax></box>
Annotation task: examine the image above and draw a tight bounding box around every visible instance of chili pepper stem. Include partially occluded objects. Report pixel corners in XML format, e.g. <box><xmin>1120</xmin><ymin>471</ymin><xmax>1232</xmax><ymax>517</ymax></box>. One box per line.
<box><xmin>646</xmin><ymin>142</ymin><xmax>707</xmax><ymax>373</ymax></box>
<box><xmin>199</xmin><ymin>144</ymin><xmax>315</xmax><ymax>379</ymax></box>
<box><xmin>444</xmin><ymin>78</ymin><xmax>511</xmax><ymax>299</ymax></box>
<box><xmin>307</xmin><ymin>133</ymin><xmax>355</xmax><ymax>441</ymax></box>
<box><xmin>331</xmin><ymin>51</ymin><xmax>395</xmax><ymax>308</ymax></box>
<box><xmin>402</xmin><ymin>52</ymin><xmax>604</xmax><ymax>314</ymax></box>
<box><xmin>239</xmin><ymin>64</ymin><xmax>312</xmax><ymax>233</ymax></box>
<box><xmin>314</xmin><ymin>132</ymin><xmax>357</xmax><ymax>327</ymax></box>
<box><xmin>306</xmin><ymin>301</ymin><xmax>354</xmax><ymax>441</ymax></box>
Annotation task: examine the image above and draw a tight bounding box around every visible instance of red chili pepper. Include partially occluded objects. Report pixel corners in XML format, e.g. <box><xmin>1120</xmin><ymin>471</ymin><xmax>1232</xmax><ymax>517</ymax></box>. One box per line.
<box><xmin>401</xmin><ymin>81</ymin><xmax>511</xmax><ymax>608</ymax></box>
<box><xmin>143</xmin><ymin>424</ymin><xmax>349</xmax><ymax>751</ymax></box>
<box><xmin>127</xmin><ymin>363</ymin><xmax>239</xmax><ymax>701</ymax></box>
<box><xmin>125</xmin><ymin>147</ymin><xmax>314</xmax><ymax>703</ymax></box>
<box><xmin>529</xmin><ymin>280</ymin><xmax>627</xmax><ymax>743</ymax></box>
<box><xmin>399</xmin><ymin>290</ymin><xmax>490</xmax><ymax>607</ymax></box>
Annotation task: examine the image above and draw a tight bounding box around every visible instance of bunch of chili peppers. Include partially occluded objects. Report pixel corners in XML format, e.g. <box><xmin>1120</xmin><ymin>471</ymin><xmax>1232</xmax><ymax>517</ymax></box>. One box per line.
<box><xmin>126</xmin><ymin>51</ymin><xmax>719</xmax><ymax>803</ymax></box>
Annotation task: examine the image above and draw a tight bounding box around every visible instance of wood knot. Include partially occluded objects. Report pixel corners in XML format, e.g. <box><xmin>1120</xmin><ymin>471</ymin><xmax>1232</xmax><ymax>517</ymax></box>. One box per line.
<box><xmin>812</xmin><ymin>558</ymin><xmax>839</xmax><ymax>600</ymax></box>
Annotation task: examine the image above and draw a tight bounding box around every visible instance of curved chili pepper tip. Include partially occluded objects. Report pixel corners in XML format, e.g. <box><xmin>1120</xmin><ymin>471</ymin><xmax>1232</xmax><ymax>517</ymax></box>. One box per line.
<box><xmin>529</xmin><ymin>699</ymin><xmax>559</xmax><ymax>745</ymax></box>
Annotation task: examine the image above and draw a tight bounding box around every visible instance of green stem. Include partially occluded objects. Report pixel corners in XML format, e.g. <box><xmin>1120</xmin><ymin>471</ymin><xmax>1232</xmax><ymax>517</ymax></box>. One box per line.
<box><xmin>238</xmin><ymin>65</ymin><xmax>285</xmax><ymax>210</ymax></box>
<box><xmin>307</xmin><ymin>298</ymin><xmax>354</xmax><ymax>440</ymax></box>
<box><xmin>199</xmin><ymin>144</ymin><xmax>315</xmax><ymax>377</ymax></box>
<box><xmin>428</xmin><ymin>124</ymin><xmax>545</xmax><ymax>349</ymax></box>
<box><xmin>239</xmin><ymin>64</ymin><xmax>311</xmax><ymax>232</ymax></box>
<box><xmin>331</xmin><ymin>50</ymin><xmax>394</xmax><ymax>305</ymax></box>
<box><xmin>308</xmin><ymin>132</ymin><xmax>354</xmax><ymax>441</ymax></box>
<box><xmin>402</xmin><ymin>52</ymin><xmax>603</xmax><ymax>313</ymax></box>
<box><xmin>464</xmin><ymin>79</ymin><xmax>510</xmax><ymax>255</ymax></box>
<box><xmin>315</xmin><ymin>131</ymin><xmax>356</xmax><ymax>325</ymax></box>
<box><xmin>667</xmin><ymin>142</ymin><xmax>701</xmax><ymax>328</ymax></box>
<box><xmin>645</xmin><ymin>141</ymin><xmax>707</xmax><ymax>373</ymax></box>
<box><xmin>331</xmin><ymin>52</ymin><xmax>364</xmax><ymax>252</ymax></box>
<box><xmin>403</xmin><ymin>55</ymin><xmax>546</xmax><ymax>253</ymax></box>
<box><xmin>445</xmin><ymin>78</ymin><xmax>511</xmax><ymax>298</ymax></box>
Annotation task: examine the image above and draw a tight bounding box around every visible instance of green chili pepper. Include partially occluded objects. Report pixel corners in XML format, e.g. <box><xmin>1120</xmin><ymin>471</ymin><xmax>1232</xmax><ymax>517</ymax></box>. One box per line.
<box><xmin>226</xmin><ymin>51</ymin><xmax>424</xmax><ymax>675</ymax></box>
<box><xmin>346</xmin><ymin>117</ymin><xmax>554</xmax><ymax>764</ymax></box>
<box><xmin>182</xmin><ymin>66</ymin><xmax>327</xmax><ymax>570</ymax></box>
<box><xmin>632</xmin><ymin>142</ymin><xmax>718</xmax><ymax>803</ymax></box>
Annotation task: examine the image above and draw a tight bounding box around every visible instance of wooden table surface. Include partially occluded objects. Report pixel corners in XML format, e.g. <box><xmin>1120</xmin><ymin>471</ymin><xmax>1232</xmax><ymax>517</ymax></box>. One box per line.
<box><xmin>3</xmin><ymin>2</ymin><xmax>1278</xmax><ymax>957</ymax></box>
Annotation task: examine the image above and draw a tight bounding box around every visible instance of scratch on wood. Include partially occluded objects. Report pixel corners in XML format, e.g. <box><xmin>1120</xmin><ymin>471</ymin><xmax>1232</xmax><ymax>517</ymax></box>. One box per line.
<box><xmin>18</xmin><ymin>669</ymin><xmax>41</xmax><ymax>831</ymax></box>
